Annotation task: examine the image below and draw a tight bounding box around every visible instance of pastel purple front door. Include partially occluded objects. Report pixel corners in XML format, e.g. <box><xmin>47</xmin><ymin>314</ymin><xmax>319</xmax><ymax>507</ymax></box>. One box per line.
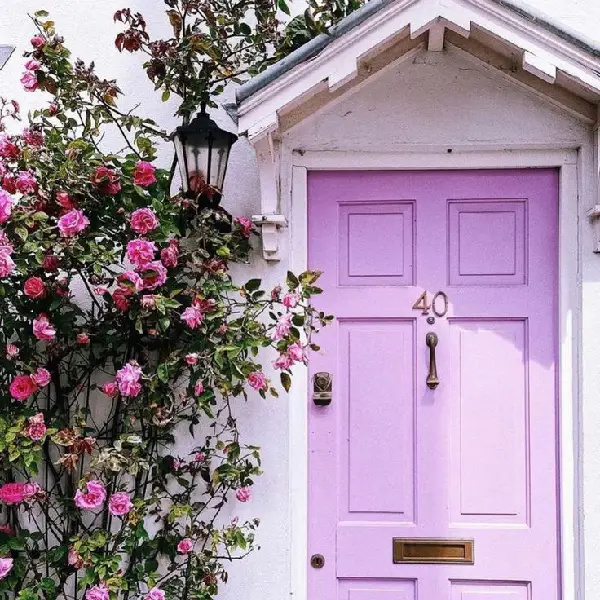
<box><xmin>307</xmin><ymin>169</ymin><xmax>559</xmax><ymax>600</ymax></box>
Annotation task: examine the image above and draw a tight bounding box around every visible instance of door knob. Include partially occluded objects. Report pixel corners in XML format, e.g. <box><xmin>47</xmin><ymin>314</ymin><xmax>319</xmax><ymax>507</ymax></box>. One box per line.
<box><xmin>426</xmin><ymin>332</ymin><xmax>440</xmax><ymax>390</ymax></box>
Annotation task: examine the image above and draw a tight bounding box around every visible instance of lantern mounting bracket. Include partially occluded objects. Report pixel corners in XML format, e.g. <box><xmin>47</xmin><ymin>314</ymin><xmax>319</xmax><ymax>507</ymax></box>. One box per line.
<box><xmin>252</xmin><ymin>214</ymin><xmax>288</xmax><ymax>260</ymax></box>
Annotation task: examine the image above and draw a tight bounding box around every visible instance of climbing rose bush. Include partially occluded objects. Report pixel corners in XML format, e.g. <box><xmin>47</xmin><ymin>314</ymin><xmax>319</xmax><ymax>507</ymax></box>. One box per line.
<box><xmin>0</xmin><ymin>8</ymin><xmax>331</xmax><ymax>600</ymax></box>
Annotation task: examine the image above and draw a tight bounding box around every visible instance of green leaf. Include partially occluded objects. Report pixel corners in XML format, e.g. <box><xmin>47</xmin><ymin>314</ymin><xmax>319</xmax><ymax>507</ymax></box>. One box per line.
<box><xmin>245</xmin><ymin>278</ymin><xmax>261</xmax><ymax>292</ymax></box>
<box><xmin>286</xmin><ymin>271</ymin><xmax>299</xmax><ymax>289</ymax></box>
<box><xmin>157</xmin><ymin>363</ymin><xmax>169</xmax><ymax>383</ymax></box>
<box><xmin>161</xmin><ymin>90</ymin><xmax>171</xmax><ymax>102</ymax></box>
<box><xmin>278</xmin><ymin>0</ymin><xmax>291</xmax><ymax>14</ymax></box>
<box><xmin>280</xmin><ymin>372</ymin><xmax>291</xmax><ymax>392</ymax></box>
<box><xmin>15</xmin><ymin>227</ymin><xmax>28</xmax><ymax>241</ymax></box>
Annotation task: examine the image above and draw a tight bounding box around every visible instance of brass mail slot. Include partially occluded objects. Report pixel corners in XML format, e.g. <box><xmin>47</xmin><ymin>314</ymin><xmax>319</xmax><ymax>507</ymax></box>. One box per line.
<box><xmin>393</xmin><ymin>538</ymin><xmax>474</xmax><ymax>564</ymax></box>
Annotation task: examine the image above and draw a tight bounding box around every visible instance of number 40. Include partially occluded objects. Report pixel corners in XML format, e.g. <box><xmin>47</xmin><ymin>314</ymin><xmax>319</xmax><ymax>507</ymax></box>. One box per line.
<box><xmin>412</xmin><ymin>291</ymin><xmax>449</xmax><ymax>317</ymax></box>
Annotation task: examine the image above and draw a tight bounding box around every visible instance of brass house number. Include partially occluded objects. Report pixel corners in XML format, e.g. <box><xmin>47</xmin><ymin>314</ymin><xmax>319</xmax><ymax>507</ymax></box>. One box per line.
<box><xmin>412</xmin><ymin>291</ymin><xmax>449</xmax><ymax>317</ymax></box>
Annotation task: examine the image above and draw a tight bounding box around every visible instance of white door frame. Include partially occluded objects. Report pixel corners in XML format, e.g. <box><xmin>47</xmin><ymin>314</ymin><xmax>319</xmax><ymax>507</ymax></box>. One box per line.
<box><xmin>287</xmin><ymin>147</ymin><xmax>582</xmax><ymax>600</ymax></box>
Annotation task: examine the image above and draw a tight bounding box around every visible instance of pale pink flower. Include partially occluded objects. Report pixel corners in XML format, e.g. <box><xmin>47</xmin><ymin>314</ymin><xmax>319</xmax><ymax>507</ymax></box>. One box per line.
<box><xmin>108</xmin><ymin>492</ymin><xmax>133</xmax><ymax>516</ymax></box>
<box><xmin>235</xmin><ymin>216</ymin><xmax>253</xmax><ymax>238</ymax></box>
<box><xmin>116</xmin><ymin>362</ymin><xmax>143</xmax><ymax>398</ymax></box>
<box><xmin>287</xmin><ymin>343</ymin><xmax>305</xmax><ymax>364</ymax></box>
<box><xmin>185</xmin><ymin>353</ymin><xmax>198</xmax><ymax>365</ymax></box>
<box><xmin>0</xmin><ymin>248</ymin><xmax>14</xmax><ymax>278</ymax></box>
<box><xmin>25</xmin><ymin>59</ymin><xmax>41</xmax><ymax>71</ymax></box>
<box><xmin>9</xmin><ymin>375</ymin><xmax>37</xmax><ymax>401</ymax></box>
<box><xmin>236</xmin><ymin>487</ymin><xmax>251</xmax><ymax>502</ymax></box>
<box><xmin>138</xmin><ymin>261</ymin><xmax>167</xmax><ymax>290</ymax></box>
<box><xmin>25</xmin><ymin>412</ymin><xmax>47</xmax><ymax>441</ymax></box>
<box><xmin>31</xmin><ymin>367</ymin><xmax>51</xmax><ymax>387</ymax></box>
<box><xmin>58</xmin><ymin>209</ymin><xmax>89</xmax><ymax>237</ymax></box>
<box><xmin>194</xmin><ymin>381</ymin><xmax>204</xmax><ymax>396</ymax></box>
<box><xmin>194</xmin><ymin>452</ymin><xmax>206</xmax><ymax>462</ymax></box>
<box><xmin>33</xmin><ymin>314</ymin><xmax>56</xmax><ymax>341</ymax></box>
<box><xmin>126</xmin><ymin>239</ymin><xmax>156</xmax><ymax>267</ymax></box>
<box><xmin>130</xmin><ymin>208</ymin><xmax>159</xmax><ymax>234</ymax></box>
<box><xmin>31</xmin><ymin>35</ymin><xmax>45</xmax><ymax>49</ymax></box>
<box><xmin>68</xmin><ymin>546</ymin><xmax>83</xmax><ymax>568</ymax></box>
<box><xmin>177</xmin><ymin>538</ymin><xmax>194</xmax><ymax>554</ymax></box>
<box><xmin>15</xmin><ymin>171</ymin><xmax>37</xmax><ymax>194</ymax></box>
<box><xmin>86</xmin><ymin>583</ymin><xmax>109</xmax><ymax>600</ymax></box>
<box><xmin>133</xmin><ymin>161</ymin><xmax>157</xmax><ymax>187</ymax></box>
<box><xmin>74</xmin><ymin>480</ymin><xmax>106</xmax><ymax>510</ymax></box>
<box><xmin>0</xmin><ymin>190</ymin><xmax>14</xmax><ymax>224</ymax></box>
<box><xmin>160</xmin><ymin>240</ymin><xmax>179</xmax><ymax>268</ymax></box>
<box><xmin>0</xmin><ymin>557</ymin><xmax>13</xmax><ymax>579</ymax></box>
<box><xmin>273</xmin><ymin>354</ymin><xmax>292</xmax><ymax>371</ymax></box>
<box><xmin>248</xmin><ymin>371</ymin><xmax>268</xmax><ymax>391</ymax></box>
<box><xmin>5</xmin><ymin>344</ymin><xmax>18</xmax><ymax>360</ymax></box>
<box><xmin>101</xmin><ymin>382</ymin><xmax>118</xmax><ymax>397</ymax></box>
<box><xmin>270</xmin><ymin>313</ymin><xmax>292</xmax><ymax>341</ymax></box>
<box><xmin>146</xmin><ymin>588</ymin><xmax>165</xmax><ymax>600</ymax></box>
<box><xmin>181</xmin><ymin>303</ymin><xmax>203</xmax><ymax>329</ymax></box>
<box><xmin>282</xmin><ymin>292</ymin><xmax>300</xmax><ymax>309</ymax></box>
<box><xmin>21</xmin><ymin>72</ymin><xmax>38</xmax><ymax>92</ymax></box>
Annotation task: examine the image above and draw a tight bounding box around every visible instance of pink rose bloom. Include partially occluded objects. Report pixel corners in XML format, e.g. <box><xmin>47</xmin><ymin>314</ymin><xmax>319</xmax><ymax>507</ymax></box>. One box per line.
<box><xmin>0</xmin><ymin>135</ymin><xmax>20</xmax><ymax>160</ymax></box>
<box><xmin>181</xmin><ymin>304</ymin><xmax>203</xmax><ymax>329</ymax></box>
<box><xmin>15</xmin><ymin>171</ymin><xmax>37</xmax><ymax>194</ymax></box>
<box><xmin>138</xmin><ymin>261</ymin><xmax>167</xmax><ymax>290</ymax></box>
<box><xmin>146</xmin><ymin>588</ymin><xmax>165</xmax><ymax>600</ymax></box>
<box><xmin>270</xmin><ymin>313</ymin><xmax>292</xmax><ymax>341</ymax></box>
<box><xmin>42</xmin><ymin>254</ymin><xmax>59</xmax><ymax>272</ymax></box>
<box><xmin>273</xmin><ymin>354</ymin><xmax>292</xmax><ymax>371</ymax></box>
<box><xmin>0</xmin><ymin>482</ymin><xmax>31</xmax><ymax>505</ymax></box>
<box><xmin>236</xmin><ymin>487</ymin><xmax>251</xmax><ymax>502</ymax></box>
<box><xmin>108</xmin><ymin>492</ymin><xmax>133</xmax><ymax>516</ymax></box>
<box><xmin>77</xmin><ymin>333</ymin><xmax>90</xmax><ymax>345</ymax></box>
<box><xmin>235</xmin><ymin>216</ymin><xmax>253</xmax><ymax>238</ymax></box>
<box><xmin>287</xmin><ymin>343</ymin><xmax>305</xmax><ymax>364</ymax></box>
<box><xmin>177</xmin><ymin>538</ymin><xmax>194</xmax><ymax>554</ymax></box>
<box><xmin>0</xmin><ymin>524</ymin><xmax>14</xmax><ymax>536</ymax></box>
<box><xmin>24</xmin><ymin>276</ymin><xmax>46</xmax><ymax>298</ymax></box>
<box><xmin>185</xmin><ymin>353</ymin><xmax>198</xmax><ymax>365</ymax></box>
<box><xmin>9</xmin><ymin>375</ymin><xmax>38</xmax><ymax>401</ymax></box>
<box><xmin>194</xmin><ymin>381</ymin><xmax>204</xmax><ymax>396</ymax></box>
<box><xmin>1</xmin><ymin>175</ymin><xmax>16</xmax><ymax>194</ymax></box>
<box><xmin>91</xmin><ymin>166</ymin><xmax>121</xmax><ymax>195</ymax></box>
<box><xmin>31</xmin><ymin>35</ymin><xmax>45</xmax><ymax>49</ymax></box>
<box><xmin>127</xmin><ymin>239</ymin><xmax>156</xmax><ymax>267</ymax></box>
<box><xmin>68</xmin><ymin>546</ymin><xmax>83</xmax><ymax>567</ymax></box>
<box><xmin>86</xmin><ymin>584</ymin><xmax>109</xmax><ymax>600</ymax></box>
<box><xmin>31</xmin><ymin>367</ymin><xmax>51</xmax><ymax>387</ymax></box>
<box><xmin>0</xmin><ymin>557</ymin><xmax>13</xmax><ymax>580</ymax></box>
<box><xmin>195</xmin><ymin>452</ymin><xmax>206</xmax><ymax>462</ymax></box>
<box><xmin>94</xmin><ymin>286</ymin><xmax>109</xmax><ymax>296</ymax></box>
<box><xmin>58</xmin><ymin>209</ymin><xmax>90</xmax><ymax>237</ymax></box>
<box><xmin>0</xmin><ymin>190</ymin><xmax>14</xmax><ymax>224</ymax></box>
<box><xmin>160</xmin><ymin>240</ymin><xmax>179</xmax><ymax>268</ymax></box>
<box><xmin>0</xmin><ymin>248</ymin><xmax>14</xmax><ymax>278</ymax></box>
<box><xmin>6</xmin><ymin>344</ymin><xmax>19</xmax><ymax>360</ymax></box>
<box><xmin>133</xmin><ymin>161</ymin><xmax>157</xmax><ymax>187</ymax></box>
<box><xmin>55</xmin><ymin>191</ymin><xmax>75</xmax><ymax>209</ymax></box>
<box><xmin>25</xmin><ymin>59</ymin><xmax>41</xmax><ymax>71</ymax></box>
<box><xmin>112</xmin><ymin>289</ymin><xmax>130</xmax><ymax>312</ymax></box>
<box><xmin>248</xmin><ymin>371</ymin><xmax>268</xmax><ymax>391</ymax></box>
<box><xmin>33</xmin><ymin>314</ymin><xmax>56</xmax><ymax>341</ymax></box>
<box><xmin>118</xmin><ymin>271</ymin><xmax>144</xmax><ymax>293</ymax></box>
<box><xmin>25</xmin><ymin>413</ymin><xmax>47</xmax><ymax>441</ymax></box>
<box><xmin>130</xmin><ymin>208</ymin><xmax>159</xmax><ymax>234</ymax></box>
<box><xmin>74</xmin><ymin>480</ymin><xmax>106</xmax><ymax>510</ymax></box>
<box><xmin>101</xmin><ymin>382</ymin><xmax>118</xmax><ymax>397</ymax></box>
<box><xmin>22</xmin><ymin>128</ymin><xmax>44</xmax><ymax>148</ymax></box>
<box><xmin>116</xmin><ymin>362</ymin><xmax>143</xmax><ymax>398</ymax></box>
<box><xmin>140</xmin><ymin>295</ymin><xmax>157</xmax><ymax>310</ymax></box>
<box><xmin>282</xmin><ymin>292</ymin><xmax>300</xmax><ymax>308</ymax></box>
<box><xmin>21</xmin><ymin>72</ymin><xmax>38</xmax><ymax>92</ymax></box>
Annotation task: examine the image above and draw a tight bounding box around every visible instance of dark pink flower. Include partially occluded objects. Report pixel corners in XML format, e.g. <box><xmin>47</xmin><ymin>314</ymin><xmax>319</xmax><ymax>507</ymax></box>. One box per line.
<box><xmin>24</xmin><ymin>277</ymin><xmax>46</xmax><ymax>299</ymax></box>
<box><xmin>0</xmin><ymin>524</ymin><xmax>14</xmax><ymax>536</ymax></box>
<box><xmin>42</xmin><ymin>254</ymin><xmax>59</xmax><ymax>272</ymax></box>
<box><xmin>235</xmin><ymin>487</ymin><xmax>251</xmax><ymax>502</ymax></box>
<box><xmin>177</xmin><ymin>538</ymin><xmax>194</xmax><ymax>554</ymax></box>
<box><xmin>130</xmin><ymin>208</ymin><xmax>159</xmax><ymax>234</ymax></box>
<box><xmin>91</xmin><ymin>166</ymin><xmax>121</xmax><ymax>194</ymax></box>
<box><xmin>101</xmin><ymin>382</ymin><xmax>118</xmax><ymax>397</ymax></box>
<box><xmin>248</xmin><ymin>371</ymin><xmax>268</xmax><ymax>391</ymax></box>
<box><xmin>137</xmin><ymin>261</ymin><xmax>167</xmax><ymax>290</ymax></box>
<box><xmin>181</xmin><ymin>302</ymin><xmax>203</xmax><ymax>329</ymax></box>
<box><xmin>0</xmin><ymin>136</ymin><xmax>19</xmax><ymax>160</ymax></box>
<box><xmin>160</xmin><ymin>239</ymin><xmax>179</xmax><ymax>268</ymax></box>
<box><xmin>86</xmin><ymin>584</ymin><xmax>109</xmax><ymax>600</ymax></box>
<box><xmin>31</xmin><ymin>35</ymin><xmax>45</xmax><ymax>49</ymax></box>
<box><xmin>0</xmin><ymin>190</ymin><xmax>14</xmax><ymax>224</ymax></box>
<box><xmin>194</xmin><ymin>381</ymin><xmax>204</xmax><ymax>396</ymax></box>
<box><xmin>77</xmin><ymin>333</ymin><xmax>90</xmax><ymax>345</ymax></box>
<box><xmin>55</xmin><ymin>191</ymin><xmax>75</xmax><ymax>209</ymax></box>
<box><xmin>58</xmin><ymin>209</ymin><xmax>89</xmax><ymax>237</ymax></box>
<box><xmin>22</xmin><ymin>128</ymin><xmax>44</xmax><ymax>147</ymax></box>
<box><xmin>9</xmin><ymin>375</ymin><xmax>38</xmax><ymax>401</ymax></box>
<box><xmin>0</xmin><ymin>483</ymin><xmax>33</xmax><ymax>504</ymax></box>
<box><xmin>126</xmin><ymin>239</ymin><xmax>156</xmax><ymax>267</ymax></box>
<box><xmin>235</xmin><ymin>216</ymin><xmax>253</xmax><ymax>238</ymax></box>
<box><xmin>20</xmin><ymin>72</ymin><xmax>38</xmax><ymax>92</ymax></box>
<box><xmin>15</xmin><ymin>171</ymin><xmax>37</xmax><ymax>194</ymax></box>
<box><xmin>282</xmin><ymin>292</ymin><xmax>300</xmax><ymax>308</ymax></box>
<box><xmin>74</xmin><ymin>480</ymin><xmax>106</xmax><ymax>510</ymax></box>
<box><xmin>108</xmin><ymin>492</ymin><xmax>133</xmax><ymax>516</ymax></box>
<box><xmin>133</xmin><ymin>161</ymin><xmax>157</xmax><ymax>187</ymax></box>
<box><xmin>185</xmin><ymin>353</ymin><xmax>198</xmax><ymax>365</ymax></box>
<box><xmin>25</xmin><ymin>412</ymin><xmax>47</xmax><ymax>441</ymax></box>
<box><xmin>116</xmin><ymin>362</ymin><xmax>142</xmax><ymax>397</ymax></box>
<box><xmin>112</xmin><ymin>289</ymin><xmax>130</xmax><ymax>312</ymax></box>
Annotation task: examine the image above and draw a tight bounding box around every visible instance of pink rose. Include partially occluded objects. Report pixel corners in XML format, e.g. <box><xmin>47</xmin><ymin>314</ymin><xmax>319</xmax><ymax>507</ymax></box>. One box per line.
<box><xmin>77</xmin><ymin>333</ymin><xmax>90</xmax><ymax>345</ymax></box>
<box><xmin>1</xmin><ymin>175</ymin><xmax>16</xmax><ymax>194</ymax></box>
<box><xmin>146</xmin><ymin>588</ymin><xmax>165</xmax><ymax>600</ymax></box>
<box><xmin>112</xmin><ymin>289</ymin><xmax>130</xmax><ymax>312</ymax></box>
<box><xmin>25</xmin><ymin>59</ymin><xmax>41</xmax><ymax>71</ymax></box>
<box><xmin>31</xmin><ymin>35</ymin><xmax>45</xmax><ymax>49</ymax></box>
<box><xmin>137</xmin><ymin>261</ymin><xmax>167</xmax><ymax>290</ymax></box>
<box><xmin>247</xmin><ymin>371</ymin><xmax>268</xmax><ymax>391</ymax></box>
<box><xmin>133</xmin><ymin>161</ymin><xmax>157</xmax><ymax>187</ymax></box>
<box><xmin>194</xmin><ymin>381</ymin><xmax>204</xmax><ymax>396</ymax></box>
<box><xmin>74</xmin><ymin>480</ymin><xmax>106</xmax><ymax>510</ymax></box>
<box><xmin>101</xmin><ymin>382</ymin><xmax>118</xmax><ymax>397</ymax></box>
<box><xmin>181</xmin><ymin>301</ymin><xmax>204</xmax><ymax>329</ymax></box>
<box><xmin>236</xmin><ymin>487</ymin><xmax>251</xmax><ymax>502</ymax></box>
<box><xmin>126</xmin><ymin>239</ymin><xmax>156</xmax><ymax>267</ymax></box>
<box><xmin>15</xmin><ymin>171</ymin><xmax>37</xmax><ymax>194</ymax></box>
<box><xmin>177</xmin><ymin>538</ymin><xmax>194</xmax><ymax>554</ymax></box>
<box><xmin>0</xmin><ymin>190</ymin><xmax>14</xmax><ymax>224</ymax></box>
<box><xmin>24</xmin><ymin>276</ymin><xmax>46</xmax><ymax>298</ymax></box>
<box><xmin>68</xmin><ymin>546</ymin><xmax>83</xmax><ymax>568</ymax></box>
<box><xmin>0</xmin><ymin>557</ymin><xmax>13</xmax><ymax>580</ymax></box>
<box><xmin>160</xmin><ymin>240</ymin><xmax>179</xmax><ymax>268</ymax></box>
<box><xmin>91</xmin><ymin>166</ymin><xmax>121</xmax><ymax>195</ymax></box>
<box><xmin>130</xmin><ymin>208</ymin><xmax>159</xmax><ymax>234</ymax></box>
<box><xmin>118</xmin><ymin>271</ymin><xmax>144</xmax><ymax>293</ymax></box>
<box><xmin>23</xmin><ymin>128</ymin><xmax>44</xmax><ymax>148</ymax></box>
<box><xmin>282</xmin><ymin>292</ymin><xmax>300</xmax><ymax>308</ymax></box>
<box><xmin>0</xmin><ymin>136</ymin><xmax>19</xmax><ymax>160</ymax></box>
<box><xmin>273</xmin><ymin>354</ymin><xmax>292</xmax><ymax>371</ymax></box>
<box><xmin>287</xmin><ymin>343</ymin><xmax>305</xmax><ymax>364</ymax></box>
<box><xmin>185</xmin><ymin>353</ymin><xmax>198</xmax><ymax>365</ymax></box>
<box><xmin>235</xmin><ymin>216</ymin><xmax>253</xmax><ymax>238</ymax></box>
<box><xmin>9</xmin><ymin>375</ymin><xmax>38</xmax><ymax>401</ymax></box>
<box><xmin>270</xmin><ymin>313</ymin><xmax>292</xmax><ymax>341</ymax></box>
<box><xmin>0</xmin><ymin>248</ymin><xmax>14</xmax><ymax>278</ymax></box>
<box><xmin>0</xmin><ymin>482</ymin><xmax>32</xmax><ymax>505</ymax></box>
<box><xmin>21</xmin><ymin>72</ymin><xmax>38</xmax><ymax>92</ymax></box>
<box><xmin>108</xmin><ymin>492</ymin><xmax>133</xmax><ymax>516</ymax></box>
<box><xmin>86</xmin><ymin>584</ymin><xmax>109</xmax><ymax>600</ymax></box>
<box><xmin>25</xmin><ymin>413</ymin><xmax>47</xmax><ymax>441</ymax></box>
<box><xmin>116</xmin><ymin>362</ymin><xmax>143</xmax><ymax>398</ymax></box>
<box><xmin>55</xmin><ymin>191</ymin><xmax>75</xmax><ymax>209</ymax></box>
<box><xmin>33</xmin><ymin>314</ymin><xmax>56</xmax><ymax>341</ymax></box>
<box><xmin>31</xmin><ymin>368</ymin><xmax>51</xmax><ymax>387</ymax></box>
<box><xmin>194</xmin><ymin>452</ymin><xmax>206</xmax><ymax>462</ymax></box>
<box><xmin>58</xmin><ymin>209</ymin><xmax>89</xmax><ymax>237</ymax></box>
<box><xmin>42</xmin><ymin>254</ymin><xmax>59</xmax><ymax>272</ymax></box>
<box><xmin>6</xmin><ymin>344</ymin><xmax>18</xmax><ymax>360</ymax></box>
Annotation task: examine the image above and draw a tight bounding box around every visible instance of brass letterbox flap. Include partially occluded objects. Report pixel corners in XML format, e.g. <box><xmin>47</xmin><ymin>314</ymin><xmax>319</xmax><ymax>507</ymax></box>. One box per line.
<box><xmin>392</xmin><ymin>538</ymin><xmax>474</xmax><ymax>565</ymax></box>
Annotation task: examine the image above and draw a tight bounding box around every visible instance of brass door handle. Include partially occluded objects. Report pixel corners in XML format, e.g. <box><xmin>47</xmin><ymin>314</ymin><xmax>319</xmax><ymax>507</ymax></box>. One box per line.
<box><xmin>426</xmin><ymin>332</ymin><xmax>440</xmax><ymax>390</ymax></box>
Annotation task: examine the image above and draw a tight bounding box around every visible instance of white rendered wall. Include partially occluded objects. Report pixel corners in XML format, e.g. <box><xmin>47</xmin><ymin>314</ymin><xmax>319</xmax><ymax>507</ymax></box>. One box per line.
<box><xmin>1</xmin><ymin>3</ymin><xmax>600</xmax><ymax>600</ymax></box>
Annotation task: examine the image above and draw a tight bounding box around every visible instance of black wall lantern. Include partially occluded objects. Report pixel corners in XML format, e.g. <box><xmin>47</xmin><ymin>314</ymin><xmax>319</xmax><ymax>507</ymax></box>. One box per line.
<box><xmin>173</xmin><ymin>106</ymin><xmax>238</xmax><ymax>208</ymax></box>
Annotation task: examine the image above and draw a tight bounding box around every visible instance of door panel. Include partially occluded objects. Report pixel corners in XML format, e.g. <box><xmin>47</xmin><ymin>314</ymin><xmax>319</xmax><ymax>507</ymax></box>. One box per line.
<box><xmin>307</xmin><ymin>169</ymin><xmax>559</xmax><ymax>600</ymax></box>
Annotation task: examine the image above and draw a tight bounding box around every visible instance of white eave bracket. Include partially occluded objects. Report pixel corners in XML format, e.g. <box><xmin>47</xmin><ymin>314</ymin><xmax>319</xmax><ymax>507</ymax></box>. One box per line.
<box><xmin>252</xmin><ymin>214</ymin><xmax>288</xmax><ymax>261</ymax></box>
<box><xmin>587</xmin><ymin>205</ymin><xmax>600</xmax><ymax>253</ymax></box>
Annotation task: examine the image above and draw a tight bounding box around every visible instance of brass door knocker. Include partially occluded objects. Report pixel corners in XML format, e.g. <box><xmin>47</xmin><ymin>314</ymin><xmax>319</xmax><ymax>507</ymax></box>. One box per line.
<box><xmin>426</xmin><ymin>332</ymin><xmax>440</xmax><ymax>390</ymax></box>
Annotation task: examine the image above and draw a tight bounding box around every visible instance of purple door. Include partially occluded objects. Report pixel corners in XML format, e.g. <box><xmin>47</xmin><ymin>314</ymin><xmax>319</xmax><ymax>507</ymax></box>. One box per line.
<box><xmin>307</xmin><ymin>169</ymin><xmax>559</xmax><ymax>600</ymax></box>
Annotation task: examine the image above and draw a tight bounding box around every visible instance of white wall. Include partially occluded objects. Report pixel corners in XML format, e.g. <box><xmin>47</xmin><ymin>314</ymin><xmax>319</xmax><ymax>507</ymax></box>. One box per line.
<box><xmin>1</xmin><ymin>3</ymin><xmax>600</xmax><ymax>600</ymax></box>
